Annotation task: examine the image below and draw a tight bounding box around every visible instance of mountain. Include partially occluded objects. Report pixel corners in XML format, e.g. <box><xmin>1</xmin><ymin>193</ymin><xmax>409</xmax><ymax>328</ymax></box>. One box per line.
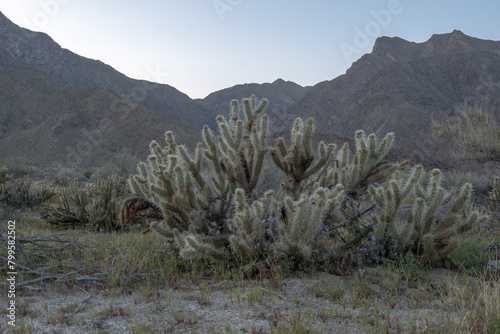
<box><xmin>0</xmin><ymin>46</ymin><xmax>198</xmax><ymax>168</ymax></box>
<box><xmin>198</xmin><ymin>79</ymin><xmax>310</xmax><ymax>132</ymax></box>
<box><xmin>0</xmin><ymin>11</ymin><xmax>217</xmax><ymax>132</ymax></box>
<box><xmin>2</xmin><ymin>12</ymin><xmax>499</xmax><ymax>172</ymax></box>
<box><xmin>287</xmin><ymin>30</ymin><xmax>500</xmax><ymax>165</ymax></box>
<box><xmin>0</xmin><ymin>12</ymin><xmax>205</xmax><ymax>169</ymax></box>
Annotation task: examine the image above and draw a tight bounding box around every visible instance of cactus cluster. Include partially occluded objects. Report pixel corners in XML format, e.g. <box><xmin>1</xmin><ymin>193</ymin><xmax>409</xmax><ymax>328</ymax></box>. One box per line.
<box><xmin>319</xmin><ymin>131</ymin><xmax>404</xmax><ymax>199</ymax></box>
<box><xmin>41</xmin><ymin>174</ymin><xmax>129</xmax><ymax>231</ymax></box>
<box><xmin>270</xmin><ymin>117</ymin><xmax>335</xmax><ymax>197</ymax></box>
<box><xmin>126</xmin><ymin>96</ymin><xmax>269</xmax><ymax>258</ymax></box>
<box><xmin>124</xmin><ymin>95</ymin><xmax>489</xmax><ymax>267</ymax></box>
<box><xmin>486</xmin><ymin>177</ymin><xmax>500</xmax><ymax>213</ymax></box>
<box><xmin>368</xmin><ymin>167</ymin><xmax>488</xmax><ymax>266</ymax></box>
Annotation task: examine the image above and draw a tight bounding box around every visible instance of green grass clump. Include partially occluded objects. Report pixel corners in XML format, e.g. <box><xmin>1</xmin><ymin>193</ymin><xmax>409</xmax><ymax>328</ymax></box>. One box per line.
<box><xmin>451</xmin><ymin>236</ymin><xmax>487</xmax><ymax>271</ymax></box>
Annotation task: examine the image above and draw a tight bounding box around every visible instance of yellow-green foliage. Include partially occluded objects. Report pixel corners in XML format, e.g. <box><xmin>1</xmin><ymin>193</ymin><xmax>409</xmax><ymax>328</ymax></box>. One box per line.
<box><xmin>432</xmin><ymin>105</ymin><xmax>500</xmax><ymax>163</ymax></box>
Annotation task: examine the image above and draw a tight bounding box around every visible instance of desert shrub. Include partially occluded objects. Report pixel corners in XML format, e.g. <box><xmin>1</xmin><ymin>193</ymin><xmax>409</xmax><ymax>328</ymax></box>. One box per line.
<box><xmin>432</xmin><ymin>104</ymin><xmax>500</xmax><ymax>164</ymax></box>
<box><xmin>0</xmin><ymin>167</ymin><xmax>8</xmax><ymax>184</ymax></box>
<box><xmin>51</xmin><ymin>167</ymin><xmax>81</xmax><ymax>186</ymax></box>
<box><xmin>97</xmin><ymin>147</ymin><xmax>139</xmax><ymax>178</ymax></box>
<box><xmin>83</xmin><ymin>170</ymin><xmax>92</xmax><ymax>179</ymax></box>
<box><xmin>451</xmin><ymin>236</ymin><xmax>487</xmax><ymax>271</ymax></box>
<box><xmin>0</xmin><ymin>176</ymin><xmax>56</xmax><ymax>207</ymax></box>
<box><xmin>1</xmin><ymin>158</ymin><xmax>34</xmax><ymax>178</ymax></box>
<box><xmin>40</xmin><ymin>173</ymin><xmax>130</xmax><ymax>232</ymax></box>
<box><xmin>443</xmin><ymin>170</ymin><xmax>491</xmax><ymax>197</ymax></box>
<box><xmin>122</xmin><ymin>96</ymin><xmax>488</xmax><ymax>269</ymax></box>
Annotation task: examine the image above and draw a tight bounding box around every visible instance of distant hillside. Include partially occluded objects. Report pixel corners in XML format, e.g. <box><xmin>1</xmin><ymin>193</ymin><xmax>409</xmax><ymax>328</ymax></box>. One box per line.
<box><xmin>198</xmin><ymin>79</ymin><xmax>310</xmax><ymax>132</ymax></box>
<box><xmin>0</xmin><ymin>12</ymin><xmax>217</xmax><ymax>132</ymax></box>
<box><xmin>287</xmin><ymin>30</ymin><xmax>500</xmax><ymax>166</ymax></box>
<box><xmin>0</xmin><ymin>46</ymin><xmax>198</xmax><ymax>168</ymax></box>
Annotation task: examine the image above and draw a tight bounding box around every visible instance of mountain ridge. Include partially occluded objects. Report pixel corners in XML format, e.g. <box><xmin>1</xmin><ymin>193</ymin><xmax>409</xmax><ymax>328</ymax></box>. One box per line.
<box><xmin>198</xmin><ymin>78</ymin><xmax>310</xmax><ymax>133</ymax></box>
<box><xmin>1</xmin><ymin>10</ymin><xmax>499</xmax><ymax>171</ymax></box>
<box><xmin>287</xmin><ymin>29</ymin><xmax>500</xmax><ymax>165</ymax></box>
<box><xmin>0</xmin><ymin>11</ymin><xmax>217</xmax><ymax>132</ymax></box>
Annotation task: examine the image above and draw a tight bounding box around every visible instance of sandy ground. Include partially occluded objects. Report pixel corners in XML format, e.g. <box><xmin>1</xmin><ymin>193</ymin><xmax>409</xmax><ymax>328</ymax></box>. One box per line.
<box><xmin>1</xmin><ymin>267</ymin><xmax>468</xmax><ymax>334</ymax></box>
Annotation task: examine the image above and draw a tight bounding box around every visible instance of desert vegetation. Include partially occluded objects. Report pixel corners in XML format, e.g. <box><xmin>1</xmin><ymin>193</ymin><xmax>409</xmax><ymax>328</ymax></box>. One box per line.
<box><xmin>1</xmin><ymin>96</ymin><xmax>499</xmax><ymax>333</ymax></box>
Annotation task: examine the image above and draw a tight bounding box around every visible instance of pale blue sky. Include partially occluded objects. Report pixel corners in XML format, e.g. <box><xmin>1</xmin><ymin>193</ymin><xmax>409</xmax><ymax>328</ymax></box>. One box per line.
<box><xmin>2</xmin><ymin>1</ymin><xmax>500</xmax><ymax>98</ymax></box>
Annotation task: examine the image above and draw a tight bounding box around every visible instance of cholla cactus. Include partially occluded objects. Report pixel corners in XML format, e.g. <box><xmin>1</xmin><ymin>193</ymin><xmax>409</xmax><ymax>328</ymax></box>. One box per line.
<box><xmin>486</xmin><ymin>177</ymin><xmax>500</xmax><ymax>213</ymax></box>
<box><xmin>228</xmin><ymin>185</ymin><xmax>345</xmax><ymax>262</ymax></box>
<box><xmin>124</xmin><ymin>96</ymin><xmax>486</xmax><ymax>268</ymax></box>
<box><xmin>127</xmin><ymin>96</ymin><xmax>270</xmax><ymax>259</ymax></box>
<box><xmin>270</xmin><ymin>117</ymin><xmax>336</xmax><ymax>197</ymax></box>
<box><xmin>41</xmin><ymin>174</ymin><xmax>128</xmax><ymax>231</ymax></box>
<box><xmin>0</xmin><ymin>175</ymin><xmax>55</xmax><ymax>207</ymax></box>
<box><xmin>412</xmin><ymin>170</ymin><xmax>487</xmax><ymax>265</ymax></box>
<box><xmin>368</xmin><ymin>165</ymin><xmax>425</xmax><ymax>252</ymax></box>
<box><xmin>319</xmin><ymin>131</ymin><xmax>404</xmax><ymax>199</ymax></box>
<box><xmin>368</xmin><ymin>167</ymin><xmax>488</xmax><ymax>266</ymax></box>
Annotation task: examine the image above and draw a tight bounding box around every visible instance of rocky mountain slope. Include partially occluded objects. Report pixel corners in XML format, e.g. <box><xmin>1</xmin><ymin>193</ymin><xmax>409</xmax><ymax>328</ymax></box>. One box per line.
<box><xmin>198</xmin><ymin>79</ymin><xmax>310</xmax><ymax>132</ymax></box>
<box><xmin>0</xmin><ymin>11</ymin><xmax>217</xmax><ymax>132</ymax></box>
<box><xmin>0</xmin><ymin>12</ymin><xmax>314</xmax><ymax>169</ymax></box>
<box><xmin>287</xmin><ymin>30</ymin><xmax>500</xmax><ymax>165</ymax></box>
<box><xmin>0</xmin><ymin>46</ymin><xmax>198</xmax><ymax>168</ymax></box>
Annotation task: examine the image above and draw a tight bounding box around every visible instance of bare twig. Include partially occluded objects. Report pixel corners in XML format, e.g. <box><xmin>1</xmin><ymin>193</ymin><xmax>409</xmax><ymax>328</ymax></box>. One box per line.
<box><xmin>65</xmin><ymin>285</ymin><xmax>91</xmax><ymax>318</ymax></box>
<box><xmin>0</xmin><ymin>225</ymin><xmax>96</xmax><ymax>287</ymax></box>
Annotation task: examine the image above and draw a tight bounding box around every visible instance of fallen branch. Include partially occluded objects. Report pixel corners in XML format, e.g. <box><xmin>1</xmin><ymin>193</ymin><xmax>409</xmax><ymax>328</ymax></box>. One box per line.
<box><xmin>64</xmin><ymin>285</ymin><xmax>91</xmax><ymax>318</ymax></box>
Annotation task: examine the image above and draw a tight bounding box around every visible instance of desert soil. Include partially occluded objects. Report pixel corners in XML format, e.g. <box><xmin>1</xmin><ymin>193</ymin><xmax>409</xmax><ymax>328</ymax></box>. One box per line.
<box><xmin>3</xmin><ymin>267</ymin><xmax>464</xmax><ymax>333</ymax></box>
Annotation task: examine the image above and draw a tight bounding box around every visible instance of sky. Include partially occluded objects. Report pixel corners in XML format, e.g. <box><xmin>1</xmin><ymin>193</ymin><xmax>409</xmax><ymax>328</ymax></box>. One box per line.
<box><xmin>1</xmin><ymin>0</ymin><xmax>500</xmax><ymax>99</ymax></box>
